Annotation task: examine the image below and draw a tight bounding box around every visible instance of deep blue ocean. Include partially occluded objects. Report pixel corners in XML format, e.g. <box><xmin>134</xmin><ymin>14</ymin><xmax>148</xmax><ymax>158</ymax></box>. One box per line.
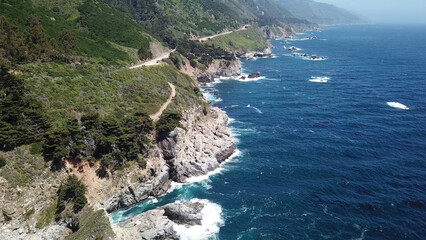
<box><xmin>112</xmin><ymin>25</ymin><xmax>426</xmax><ymax>239</ymax></box>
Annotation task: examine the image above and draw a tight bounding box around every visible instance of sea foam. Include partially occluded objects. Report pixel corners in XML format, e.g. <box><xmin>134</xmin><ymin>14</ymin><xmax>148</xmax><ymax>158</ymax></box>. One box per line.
<box><xmin>309</xmin><ymin>77</ymin><xmax>330</xmax><ymax>83</ymax></box>
<box><xmin>387</xmin><ymin>102</ymin><xmax>409</xmax><ymax>110</ymax></box>
<box><xmin>173</xmin><ymin>199</ymin><xmax>224</xmax><ymax>240</ymax></box>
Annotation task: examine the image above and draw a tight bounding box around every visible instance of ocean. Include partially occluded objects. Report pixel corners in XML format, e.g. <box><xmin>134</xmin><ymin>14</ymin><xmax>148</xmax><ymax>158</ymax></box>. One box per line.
<box><xmin>111</xmin><ymin>25</ymin><xmax>426</xmax><ymax>239</ymax></box>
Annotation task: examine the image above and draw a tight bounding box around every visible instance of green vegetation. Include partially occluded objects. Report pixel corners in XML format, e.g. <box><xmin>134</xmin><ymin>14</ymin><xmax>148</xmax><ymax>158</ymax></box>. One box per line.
<box><xmin>156</xmin><ymin>111</ymin><xmax>182</xmax><ymax>137</ymax></box>
<box><xmin>208</xmin><ymin>26</ymin><xmax>268</xmax><ymax>53</ymax></box>
<box><xmin>0</xmin><ymin>66</ymin><xmax>48</xmax><ymax>150</ymax></box>
<box><xmin>0</xmin><ymin>0</ymin><xmax>154</xmax><ymax>65</ymax></box>
<box><xmin>36</xmin><ymin>202</ymin><xmax>56</xmax><ymax>229</ymax></box>
<box><xmin>106</xmin><ymin>0</ymin><xmax>252</xmax><ymax>42</ymax></box>
<box><xmin>0</xmin><ymin>146</ymin><xmax>48</xmax><ymax>187</ymax></box>
<box><xmin>56</xmin><ymin>175</ymin><xmax>87</xmax><ymax>214</ymax></box>
<box><xmin>25</xmin><ymin>208</ymin><xmax>35</xmax><ymax>220</ymax></box>
<box><xmin>176</xmin><ymin>39</ymin><xmax>234</xmax><ymax>68</ymax></box>
<box><xmin>65</xmin><ymin>208</ymin><xmax>115</xmax><ymax>240</ymax></box>
<box><xmin>0</xmin><ymin>156</ymin><xmax>6</xmax><ymax>168</ymax></box>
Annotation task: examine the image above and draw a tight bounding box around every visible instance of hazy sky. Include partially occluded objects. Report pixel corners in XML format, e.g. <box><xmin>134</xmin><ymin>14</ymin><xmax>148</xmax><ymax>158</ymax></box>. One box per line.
<box><xmin>315</xmin><ymin>0</ymin><xmax>426</xmax><ymax>24</ymax></box>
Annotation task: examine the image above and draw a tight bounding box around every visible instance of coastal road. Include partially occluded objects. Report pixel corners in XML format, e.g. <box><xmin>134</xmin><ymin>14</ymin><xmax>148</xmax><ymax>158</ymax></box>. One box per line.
<box><xmin>150</xmin><ymin>82</ymin><xmax>176</xmax><ymax>122</ymax></box>
<box><xmin>129</xmin><ymin>49</ymin><xmax>176</xmax><ymax>69</ymax></box>
<box><xmin>197</xmin><ymin>25</ymin><xmax>249</xmax><ymax>42</ymax></box>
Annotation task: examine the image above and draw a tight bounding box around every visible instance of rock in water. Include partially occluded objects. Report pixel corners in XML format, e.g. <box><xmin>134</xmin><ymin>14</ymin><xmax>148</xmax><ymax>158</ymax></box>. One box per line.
<box><xmin>248</xmin><ymin>72</ymin><xmax>261</xmax><ymax>78</ymax></box>
<box><xmin>116</xmin><ymin>201</ymin><xmax>206</xmax><ymax>240</ymax></box>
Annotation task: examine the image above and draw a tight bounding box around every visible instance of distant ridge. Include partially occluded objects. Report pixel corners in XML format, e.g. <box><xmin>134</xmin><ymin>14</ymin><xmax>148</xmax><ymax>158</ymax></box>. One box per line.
<box><xmin>279</xmin><ymin>0</ymin><xmax>364</xmax><ymax>25</ymax></box>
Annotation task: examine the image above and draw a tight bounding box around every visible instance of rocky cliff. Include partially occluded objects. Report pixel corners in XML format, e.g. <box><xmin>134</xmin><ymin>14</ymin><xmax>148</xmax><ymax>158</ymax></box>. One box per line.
<box><xmin>102</xmin><ymin>105</ymin><xmax>235</xmax><ymax>213</ymax></box>
<box><xmin>0</xmin><ymin>102</ymin><xmax>236</xmax><ymax>240</ymax></box>
<box><xmin>182</xmin><ymin>59</ymin><xmax>242</xmax><ymax>84</ymax></box>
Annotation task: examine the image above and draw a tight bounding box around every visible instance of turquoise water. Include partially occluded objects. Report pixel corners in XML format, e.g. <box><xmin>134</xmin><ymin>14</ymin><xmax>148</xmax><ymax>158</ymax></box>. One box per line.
<box><xmin>112</xmin><ymin>25</ymin><xmax>426</xmax><ymax>239</ymax></box>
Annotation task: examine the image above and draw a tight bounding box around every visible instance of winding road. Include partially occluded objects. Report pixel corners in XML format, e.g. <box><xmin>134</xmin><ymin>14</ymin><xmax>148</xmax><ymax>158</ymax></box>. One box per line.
<box><xmin>197</xmin><ymin>25</ymin><xmax>249</xmax><ymax>42</ymax></box>
<box><xmin>129</xmin><ymin>49</ymin><xmax>176</xmax><ymax>69</ymax></box>
<box><xmin>150</xmin><ymin>82</ymin><xmax>176</xmax><ymax>122</ymax></box>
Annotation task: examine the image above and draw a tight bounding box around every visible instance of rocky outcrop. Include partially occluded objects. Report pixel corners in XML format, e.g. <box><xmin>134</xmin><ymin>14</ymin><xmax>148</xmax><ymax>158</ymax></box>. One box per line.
<box><xmin>261</xmin><ymin>25</ymin><xmax>296</xmax><ymax>39</ymax></box>
<box><xmin>114</xmin><ymin>201</ymin><xmax>206</xmax><ymax>240</ymax></box>
<box><xmin>103</xmin><ymin>162</ymin><xmax>171</xmax><ymax>213</ymax></box>
<box><xmin>103</xmin><ymin>105</ymin><xmax>235</xmax><ymax>212</ymax></box>
<box><xmin>248</xmin><ymin>72</ymin><xmax>261</xmax><ymax>79</ymax></box>
<box><xmin>183</xmin><ymin>59</ymin><xmax>241</xmax><ymax>84</ymax></box>
<box><xmin>158</xmin><ymin>106</ymin><xmax>236</xmax><ymax>183</ymax></box>
<box><xmin>238</xmin><ymin>47</ymin><xmax>272</xmax><ymax>60</ymax></box>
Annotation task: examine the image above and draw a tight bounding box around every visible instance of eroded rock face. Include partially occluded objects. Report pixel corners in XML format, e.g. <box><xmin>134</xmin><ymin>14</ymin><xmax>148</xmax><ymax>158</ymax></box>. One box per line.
<box><xmin>103</xmin><ymin>163</ymin><xmax>171</xmax><ymax>213</ymax></box>
<box><xmin>115</xmin><ymin>201</ymin><xmax>206</xmax><ymax>240</ymax></box>
<box><xmin>158</xmin><ymin>106</ymin><xmax>236</xmax><ymax>183</ymax></box>
<box><xmin>183</xmin><ymin>59</ymin><xmax>242</xmax><ymax>83</ymax></box>
<box><xmin>0</xmin><ymin>225</ymin><xmax>72</xmax><ymax>240</ymax></box>
<box><xmin>104</xmin><ymin>106</ymin><xmax>235</xmax><ymax>212</ymax></box>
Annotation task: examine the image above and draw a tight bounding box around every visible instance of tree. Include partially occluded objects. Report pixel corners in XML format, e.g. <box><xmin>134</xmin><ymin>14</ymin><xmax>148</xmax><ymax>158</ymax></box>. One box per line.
<box><xmin>0</xmin><ymin>16</ymin><xmax>27</xmax><ymax>65</ymax></box>
<box><xmin>56</xmin><ymin>175</ymin><xmax>87</xmax><ymax>214</ymax></box>
<box><xmin>137</xmin><ymin>46</ymin><xmax>152</xmax><ymax>61</ymax></box>
<box><xmin>25</xmin><ymin>14</ymin><xmax>59</xmax><ymax>62</ymax></box>
<box><xmin>156</xmin><ymin>111</ymin><xmax>182</xmax><ymax>139</ymax></box>
<box><xmin>0</xmin><ymin>66</ymin><xmax>47</xmax><ymax>150</ymax></box>
<box><xmin>59</xmin><ymin>29</ymin><xmax>76</xmax><ymax>63</ymax></box>
<box><xmin>42</xmin><ymin>127</ymin><xmax>70</xmax><ymax>169</ymax></box>
<box><xmin>67</xmin><ymin>118</ymin><xmax>85</xmax><ymax>161</ymax></box>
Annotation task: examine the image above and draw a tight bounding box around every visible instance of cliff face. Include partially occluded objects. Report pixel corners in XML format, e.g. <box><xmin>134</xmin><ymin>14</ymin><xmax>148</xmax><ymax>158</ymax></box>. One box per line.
<box><xmin>158</xmin><ymin>106</ymin><xmax>236</xmax><ymax>183</ymax></box>
<box><xmin>182</xmin><ymin>59</ymin><xmax>242</xmax><ymax>84</ymax></box>
<box><xmin>103</xmin><ymin>105</ymin><xmax>235</xmax><ymax>213</ymax></box>
<box><xmin>0</xmin><ymin>105</ymin><xmax>236</xmax><ymax>239</ymax></box>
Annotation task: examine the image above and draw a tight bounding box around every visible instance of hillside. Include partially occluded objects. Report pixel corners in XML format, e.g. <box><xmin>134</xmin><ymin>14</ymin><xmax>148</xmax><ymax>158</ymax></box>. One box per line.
<box><xmin>279</xmin><ymin>0</ymin><xmax>364</xmax><ymax>25</ymax></box>
<box><xmin>106</xmin><ymin>0</ymin><xmax>315</xmax><ymax>43</ymax></box>
<box><xmin>0</xmin><ymin>0</ymin><xmax>364</xmax><ymax>239</ymax></box>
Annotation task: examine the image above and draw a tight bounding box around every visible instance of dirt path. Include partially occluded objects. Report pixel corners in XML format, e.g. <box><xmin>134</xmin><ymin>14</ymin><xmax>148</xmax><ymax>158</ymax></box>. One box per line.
<box><xmin>129</xmin><ymin>49</ymin><xmax>176</xmax><ymax>69</ymax></box>
<box><xmin>150</xmin><ymin>82</ymin><xmax>176</xmax><ymax>121</ymax></box>
<box><xmin>197</xmin><ymin>25</ymin><xmax>249</xmax><ymax>42</ymax></box>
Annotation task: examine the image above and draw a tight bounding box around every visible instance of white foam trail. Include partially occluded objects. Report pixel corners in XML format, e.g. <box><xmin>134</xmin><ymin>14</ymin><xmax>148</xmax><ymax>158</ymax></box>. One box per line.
<box><xmin>252</xmin><ymin>107</ymin><xmax>263</xmax><ymax>114</ymax></box>
<box><xmin>309</xmin><ymin>76</ymin><xmax>330</xmax><ymax>83</ymax></box>
<box><xmin>387</xmin><ymin>102</ymin><xmax>409</xmax><ymax>110</ymax></box>
<box><xmin>237</xmin><ymin>76</ymin><xmax>266</xmax><ymax>82</ymax></box>
<box><xmin>173</xmin><ymin>199</ymin><xmax>224</xmax><ymax>240</ymax></box>
<box><xmin>245</xmin><ymin>104</ymin><xmax>263</xmax><ymax>114</ymax></box>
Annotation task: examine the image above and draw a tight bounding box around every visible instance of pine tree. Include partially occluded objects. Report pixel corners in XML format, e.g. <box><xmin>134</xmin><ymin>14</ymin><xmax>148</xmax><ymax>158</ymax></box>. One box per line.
<box><xmin>59</xmin><ymin>29</ymin><xmax>76</xmax><ymax>63</ymax></box>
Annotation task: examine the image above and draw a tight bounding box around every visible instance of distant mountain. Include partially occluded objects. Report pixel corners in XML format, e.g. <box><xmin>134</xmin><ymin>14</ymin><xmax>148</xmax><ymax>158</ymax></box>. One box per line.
<box><xmin>279</xmin><ymin>0</ymin><xmax>364</xmax><ymax>25</ymax></box>
<box><xmin>105</xmin><ymin>0</ymin><xmax>314</xmax><ymax>41</ymax></box>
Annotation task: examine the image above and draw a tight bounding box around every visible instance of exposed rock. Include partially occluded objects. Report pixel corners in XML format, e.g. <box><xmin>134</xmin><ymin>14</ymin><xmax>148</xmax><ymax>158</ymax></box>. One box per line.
<box><xmin>158</xmin><ymin>106</ymin><xmax>236</xmax><ymax>183</ymax></box>
<box><xmin>29</xmin><ymin>225</ymin><xmax>72</xmax><ymax>240</ymax></box>
<box><xmin>163</xmin><ymin>202</ymin><xmax>204</xmax><ymax>225</ymax></box>
<box><xmin>182</xmin><ymin>59</ymin><xmax>241</xmax><ymax>82</ymax></box>
<box><xmin>238</xmin><ymin>47</ymin><xmax>272</xmax><ymax>59</ymax></box>
<box><xmin>115</xmin><ymin>201</ymin><xmax>206</xmax><ymax>240</ymax></box>
<box><xmin>115</xmin><ymin>207</ymin><xmax>178</xmax><ymax>240</ymax></box>
<box><xmin>248</xmin><ymin>72</ymin><xmax>261</xmax><ymax>79</ymax></box>
<box><xmin>0</xmin><ymin>225</ymin><xmax>71</xmax><ymax>240</ymax></box>
<box><xmin>196</xmin><ymin>75</ymin><xmax>214</xmax><ymax>84</ymax></box>
<box><xmin>103</xmin><ymin>163</ymin><xmax>171</xmax><ymax>213</ymax></box>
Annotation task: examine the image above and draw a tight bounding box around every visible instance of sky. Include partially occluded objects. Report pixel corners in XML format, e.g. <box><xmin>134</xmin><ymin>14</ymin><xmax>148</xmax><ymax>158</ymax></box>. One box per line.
<box><xmin>315</xmin><ymin>0</ymin><xmax>426</xmax><ymax>24</ymax></box>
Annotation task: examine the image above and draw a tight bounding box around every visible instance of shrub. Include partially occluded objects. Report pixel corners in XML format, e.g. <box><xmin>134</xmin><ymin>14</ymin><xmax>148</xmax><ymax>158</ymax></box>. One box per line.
<box><xmin>156</xmin><ymin>111</ymin><xmax>182</xmax><ymax>136</ymax></box>
<box><xmin>138</xmin><ymin>47</ymin><xmax>152</xmax><ymax>61</ymax></box>
<box><xmin>30</xmin><ymin>142</ymin><xmax>43</xmax><ymax>155</ymax></box>
<box><xmin>0</xmin><ymin>156</ymin><xmax>6</xmax><ymax>168</ymax></box>
<box><xmin>56</xmin><ymin>175</ymin><xmax>87</xmax><ymax>214</ymax></box>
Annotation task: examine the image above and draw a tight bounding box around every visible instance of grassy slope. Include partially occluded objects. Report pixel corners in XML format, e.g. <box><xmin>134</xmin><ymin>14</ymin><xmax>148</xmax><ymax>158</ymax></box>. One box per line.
<box><xmin>16</xmin><ymin>62</ymin><xmax>199</xmax><ymax>128</ymax></box>
<box><xmin>0</xmin><ymin>0</ymin><xmax>153</xmax><ymax>64</ymax></box>
<box><xmin>208</xmin><ymin>26</ymin><xmax>268</xmax><ymax>53</ymax></box>
<box><xmin>107</xmin><ymin>0</ymin><xmax>256</xmax><ymax>37</ymax></box>
<box><xmin>1</xmin><ymin>0</ymin><xmax>198</xmax><ymax>127</ymax></box>
<box><xmin>65</xmin><ymin>208</ymin><xmax>115</xmax><ymax>240</ymax></box>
